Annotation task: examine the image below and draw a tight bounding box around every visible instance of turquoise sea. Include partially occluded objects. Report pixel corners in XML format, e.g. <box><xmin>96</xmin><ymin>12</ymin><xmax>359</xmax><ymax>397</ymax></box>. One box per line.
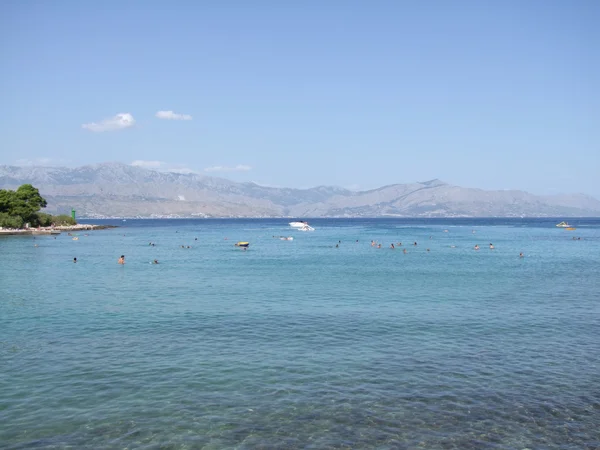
<box><xmin>1</xmin><ymin>218</ymin><xmax>599</xmax><ymax>449</ymax></box>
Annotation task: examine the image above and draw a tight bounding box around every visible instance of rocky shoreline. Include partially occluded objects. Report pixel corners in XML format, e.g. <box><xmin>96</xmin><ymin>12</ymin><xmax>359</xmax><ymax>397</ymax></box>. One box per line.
<box><xmin>0</xmin><ymin>224</ymin><xmax>118</xmax><ymax>236</ymax></box>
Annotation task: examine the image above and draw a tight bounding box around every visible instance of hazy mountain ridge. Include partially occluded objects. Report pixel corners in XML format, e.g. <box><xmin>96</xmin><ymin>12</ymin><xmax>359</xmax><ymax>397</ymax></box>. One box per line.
<box><xmin>1</xmin><ymin>163</ymin><xmax>599</xmax><ymax>218</ymax></box>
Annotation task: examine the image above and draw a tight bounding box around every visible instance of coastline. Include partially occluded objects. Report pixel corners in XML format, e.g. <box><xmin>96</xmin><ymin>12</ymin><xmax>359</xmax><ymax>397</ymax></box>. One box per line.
<box><xmin>0</xmin><ymin>224</ymin><xmax>118</xmax><ymax>236</ymax></box>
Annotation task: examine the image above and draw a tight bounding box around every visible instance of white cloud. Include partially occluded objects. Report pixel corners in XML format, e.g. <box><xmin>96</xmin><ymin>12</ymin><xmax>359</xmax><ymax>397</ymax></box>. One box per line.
<box><xmin>204</xmin><ymin>164</ymin><xmax>252</xmax><ymax>173</ymax></box>
<box><xmin>155</xmin><ymin>110</ymin><xmax>192</xmax><ymax>121</ymax></box>
<box><xmin>131</xmin><ymin>160</ymin><xmax>166</xmax><ymax>168</ymax></box>
<box><xmin>82</xmin><ymin>113</ymin><xmax>136</xmax><ymax>132</ymax></box>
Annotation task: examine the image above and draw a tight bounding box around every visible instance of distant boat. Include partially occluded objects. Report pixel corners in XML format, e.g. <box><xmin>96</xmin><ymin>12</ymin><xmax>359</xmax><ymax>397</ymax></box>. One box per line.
<box><xmin>566</xmin><ymin>227</ymin><xmax>576</xmax><ymax>231</ymax></box>
<box><xmin>289</xmin><ymin>221</ymin><xmax>309</xmax><ymax>228</ymax></box>
<box><xmin>556</xmin><ymin>221</ymin><xmax>570</xmax><ymax>228</ymax></box>
<box><xmin>235</xmin><ymin>241</ymin><xmax>249</xmax><ymax>247</ymax></box>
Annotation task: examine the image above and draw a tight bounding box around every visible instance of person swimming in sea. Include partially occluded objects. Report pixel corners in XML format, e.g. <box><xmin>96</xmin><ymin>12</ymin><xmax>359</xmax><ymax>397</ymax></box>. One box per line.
<box><xmin>118</xmin><ymin>255</ymin><xmax>125</xmax><ymax>264</ymax></box>
<box><xmin>152</xmin><ymin>259</ymin><xmax>159</xmax><ymax>264</ymax></box>
<box><xmin>390</xmin><ymin>243</ymin><xmax>395</xmax><ymax>249</ymax></box>
<box><xmin>403</xmin><ymin>248</ymin><xmax>407</xmax><ymax>254</ymax></box>
<box><xmin>474</xmin><ymin>245</ymin><xmax>480</xmax><ymax>250</ymax></box>
<box><xmin>489</xmin><ymin>243</ymin><xmax>494</xmax><ymax>249</ymax></box>
<box><xmin>73</xmin><ymin>257</ymin><xmax>77</xmax><ymax>263</ymax></box>
<box><xmin>519</xmin><ymin>252</ymin><xmax>524</xmax><ymax>258</ymax></box>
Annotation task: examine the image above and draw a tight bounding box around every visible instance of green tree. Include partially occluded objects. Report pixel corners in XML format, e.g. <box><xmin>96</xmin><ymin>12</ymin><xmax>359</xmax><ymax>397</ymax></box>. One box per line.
<box><xmin>14</xmin><ymin>184</ymin><xmax>47</xmax><ymax>224</ymax></box>
<box><xmin>52</xmin><ymin>214</ymin><xmax>77</xmax><ymax>226</ymax></box>
<box><xmin>0</xmin><ymin>189</ymin><xmax>16</xmax><ymax>214</ymax></box>
<box><xmin>35</xmin><ymin>212</ymin><xmax>54</xmax><ymax>227</ymax></box>
<box><xmin>0</xmin><ymin>184</ymin><xmax>48</xmax><ymax>227</ymax></box>
<box><xmin>0</xmin><ymin>212</ymin><xmax>24</xmax><ymax>229</ymax></box>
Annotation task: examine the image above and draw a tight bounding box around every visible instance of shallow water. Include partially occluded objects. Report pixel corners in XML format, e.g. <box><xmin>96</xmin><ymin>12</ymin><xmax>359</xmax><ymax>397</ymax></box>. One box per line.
<box><xmin>1</xmin><ymin>218</ymin><xmax>599</xmax><ymax>449</ymax></box>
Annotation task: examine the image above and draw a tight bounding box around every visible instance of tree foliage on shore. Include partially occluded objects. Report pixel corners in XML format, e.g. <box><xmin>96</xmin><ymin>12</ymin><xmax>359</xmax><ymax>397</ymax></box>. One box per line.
<box><xmin>0</xmin><ymin>184</ymin><xmax>76</xmax><ymax>228</ymax></box>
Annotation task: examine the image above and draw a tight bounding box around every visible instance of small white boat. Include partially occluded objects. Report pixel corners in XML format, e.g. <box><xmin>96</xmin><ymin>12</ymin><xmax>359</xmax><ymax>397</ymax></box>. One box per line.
<box><xmin>289</xmin><ymin>221</ymin><xmax>309</xmax><ymax>228</ymax></box>
<box><xmin>556</xmin><ymin>221</ymin><xmax>570</xmax><ymax>228</ymax></box>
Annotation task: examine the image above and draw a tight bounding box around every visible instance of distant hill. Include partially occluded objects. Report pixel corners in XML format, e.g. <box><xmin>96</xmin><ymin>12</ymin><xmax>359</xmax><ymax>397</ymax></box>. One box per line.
<box><xmin>1</xmin><ymin>163</ymin><xmax>599</xmax><ymax>218</ymax></box>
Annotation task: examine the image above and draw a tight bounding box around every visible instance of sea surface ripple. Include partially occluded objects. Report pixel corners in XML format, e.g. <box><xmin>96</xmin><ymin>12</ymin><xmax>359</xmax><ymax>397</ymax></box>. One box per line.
<box><xmin>1</xmin><ymin>218</ymin><xmax>599</xmax><ymax>449</ymax></box>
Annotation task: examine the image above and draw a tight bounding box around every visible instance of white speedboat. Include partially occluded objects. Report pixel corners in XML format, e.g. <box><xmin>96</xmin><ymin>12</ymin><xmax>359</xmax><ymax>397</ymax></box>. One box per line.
<box><xmin>289</xmin><ymin>221</ymin><xmax>309</xmax><ymax>228</ymax></box>
<box><xmin>556</xmin><ymin>221</ymin><xmax>570</xmax><ymax>228</ymax></box>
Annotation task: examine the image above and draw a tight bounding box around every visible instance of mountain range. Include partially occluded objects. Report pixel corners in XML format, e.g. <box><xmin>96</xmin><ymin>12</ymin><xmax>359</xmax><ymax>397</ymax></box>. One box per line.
<box><xmin>1</xmin><ymin>163</ymin><xmax>599</xmax><ymax>218</ymax></box>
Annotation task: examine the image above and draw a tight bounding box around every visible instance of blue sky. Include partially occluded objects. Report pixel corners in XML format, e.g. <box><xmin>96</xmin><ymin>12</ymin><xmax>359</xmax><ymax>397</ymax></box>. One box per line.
<box><xmin>1</xmin><ymin>0</ymin><xmax>598</xmax><ymax>197</ymax></box>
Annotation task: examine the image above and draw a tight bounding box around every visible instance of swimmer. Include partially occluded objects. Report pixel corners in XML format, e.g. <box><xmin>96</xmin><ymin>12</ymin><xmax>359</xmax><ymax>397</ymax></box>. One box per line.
<box><xmin>398</xmin><ymin>242</ymin><xmax>402</xmax><ymax>246</ymax></box>
<box><xmin>519</xmin><ymin>252</ymin><xmax>524</xmax><ymax>258</ymax></box>
<box><xmin>426</xmin><ymin>248</ymin><xmax>430</xmax><ymax>252</ymax></box>
<box><xmin>152</xmin><ymin>259</ymin><xmax>159</xmax><ymax>264</ymax></box>
<box><xmin>413</xmin><ymin>242</ymin><xmax>417</xmax><ymax>246</ymax></box>
<box><xmin>403</xmin><ymin>248</ymin><xmax>407</xmax><ymax>254</ymax></box>
<box><xmin>195</xmin><ymin>238</ymin><xmax>198</xmax><ymax>241</ymax></box>
<box><xmin>489</xmin><ymin>243</ymin><xmax>494</xmax><ymax>249</ymax></box>
<box><xmin>73</xmin><ymin>257</ymin><xmax>77</xmax><ymax>263</ymax></box>
<box><xmin>390</xmin><ymin>243</ymin><xmax>395</xmax><ymax>249</ymax></box>
<box><xmin>335</xmin><ymin>244</ymin><xmax>339</xmax><ymax>248</ymax></box>
<box><xmin>474</xmin><ymin>245</ymin><xmax>480</xmax><ymax>250</ymax></box>
<box><xmin>377</xmin><ymin>244</ymin><xmax>382</xmax><ymax>249</ymax></box>
<box><xmin>118</xmin><ymin>255</ymin><xmax>125</xmax><ymax>264</ymax></box>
